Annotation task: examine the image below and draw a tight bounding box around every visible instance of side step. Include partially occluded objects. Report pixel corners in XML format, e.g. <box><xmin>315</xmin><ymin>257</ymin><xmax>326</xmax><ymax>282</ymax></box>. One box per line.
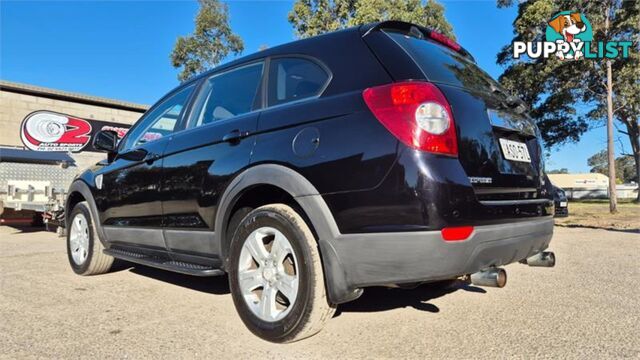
<box><xmin>104</xmin><ymin>248</ymin><xmax>225</xmax><ymax>277</ymax></box>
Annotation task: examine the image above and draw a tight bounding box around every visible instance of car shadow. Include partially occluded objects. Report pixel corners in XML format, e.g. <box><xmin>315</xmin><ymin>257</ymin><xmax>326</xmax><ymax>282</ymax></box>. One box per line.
<box><xmin>126</xmin><ymin>264</ymin><xmax>230</xmax><ymax>295</ymax></box>
<box><xmin>334</xmin><ymin>280</ymin><xmax>486</xmax><ymax>317</ymax></box>
<box><xmin>0</xmin><ymin>225</ymin><xmax>49</xmax><ymax>234</ymax></box>
<box><xmin>123</xmin><ymin>263</ymin><xmax>487</xmax><ymax>315</ymax></box>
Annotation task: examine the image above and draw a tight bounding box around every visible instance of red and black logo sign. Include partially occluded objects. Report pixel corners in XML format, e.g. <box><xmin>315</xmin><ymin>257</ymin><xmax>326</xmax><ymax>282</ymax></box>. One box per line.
<box><xmin>21</xmin><ymin>111</ymin><xmax>92</xmax><ymax>152</ymax></box>
<box><xmin>20</xmin><ymin>111</ymin><xmax>132</xmax><ymax>152</ymax></box>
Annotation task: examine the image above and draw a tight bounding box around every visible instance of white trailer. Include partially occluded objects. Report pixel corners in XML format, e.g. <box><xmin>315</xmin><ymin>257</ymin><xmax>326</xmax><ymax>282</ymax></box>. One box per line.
<box><xmin>0</xmin><ymin>147</ymin><xmax>78</xmax><ymax>229</ymax></box>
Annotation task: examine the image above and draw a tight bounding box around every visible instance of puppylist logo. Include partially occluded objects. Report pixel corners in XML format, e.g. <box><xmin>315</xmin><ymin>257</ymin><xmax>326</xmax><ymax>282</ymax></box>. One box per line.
<box><xmin>513</xmin><ymin>11</ymin><xmax>633</xmax><ymax>60</ymax></box>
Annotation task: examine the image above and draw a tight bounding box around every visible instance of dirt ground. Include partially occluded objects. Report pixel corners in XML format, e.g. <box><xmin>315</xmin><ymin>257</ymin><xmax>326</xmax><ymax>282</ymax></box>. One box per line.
<box><xmin>1</xmin><ymin>225</ymin><xmax>639</xmax><ymax>359</ymax></box>
<box><xmin>555</xmin><ymin>201</ymin><xmax>640</xmax><ymax>232</ymax></box>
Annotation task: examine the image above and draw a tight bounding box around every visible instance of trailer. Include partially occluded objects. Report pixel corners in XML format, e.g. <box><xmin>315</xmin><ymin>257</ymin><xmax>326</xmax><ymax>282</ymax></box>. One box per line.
<box><xmin>0</xmin><ymin>147</ymin><xmax>78</xmax><ymax>231</ymax></box>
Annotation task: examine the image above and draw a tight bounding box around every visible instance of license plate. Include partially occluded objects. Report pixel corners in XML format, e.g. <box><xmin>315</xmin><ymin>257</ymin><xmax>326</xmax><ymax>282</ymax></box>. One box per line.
<box><xmin>499</xmin><ymin>138</ymin><xmax>531</xmax><ymax>163</ymax></box>
<box><xmin>560</xmin><ymin>201</ymin><xmax>567</xmax><ymax>207</ymax></box>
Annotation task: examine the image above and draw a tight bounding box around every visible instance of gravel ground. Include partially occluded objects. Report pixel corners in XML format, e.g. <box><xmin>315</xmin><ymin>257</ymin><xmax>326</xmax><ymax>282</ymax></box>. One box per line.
<box><xmin>1</xmin><ymin>225</ymin><xmax>638</xmax><ymax>359</ymax></box>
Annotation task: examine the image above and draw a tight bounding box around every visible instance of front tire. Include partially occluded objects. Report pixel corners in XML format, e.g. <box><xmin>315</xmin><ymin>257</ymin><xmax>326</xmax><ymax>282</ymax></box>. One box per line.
<box><xmin>67</xmin><ymin>201</ymin><xmax>113</xmax><ymax>275</ymax></box>
<box><xmin>228</xmin><ymin>204</ymin><xmax>335</xmax><ymax>343</ymax></box>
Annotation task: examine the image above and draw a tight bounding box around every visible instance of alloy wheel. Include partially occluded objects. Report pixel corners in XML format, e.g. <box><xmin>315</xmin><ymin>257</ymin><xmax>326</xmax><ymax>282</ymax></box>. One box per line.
<box><xmin>69</xmin><ymin>213</ymin><xmax>90</xmax><ymax>265</ymax></box>
<box><xmin>238</xmin><ymin>226</ymin><xmax>299</xmax><ymax>322</ymax></box>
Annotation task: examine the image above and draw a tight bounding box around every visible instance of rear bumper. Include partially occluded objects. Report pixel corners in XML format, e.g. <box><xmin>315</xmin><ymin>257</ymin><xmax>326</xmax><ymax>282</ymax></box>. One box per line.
<box><xmin>320</xmin><ymin>217</ymin><xmax>553</xmax><ymax>302</ymax></box>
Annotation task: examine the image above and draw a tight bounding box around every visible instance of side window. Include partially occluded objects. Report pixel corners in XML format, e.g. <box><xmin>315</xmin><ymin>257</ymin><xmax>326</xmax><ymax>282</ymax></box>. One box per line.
<box><xmin>121</xmin><ymin>84</ymin><xmax>195</xmax><ymax>150</ymax></box>
<box><xmin>189</xmin><ymin>62</ymin><xmax>264</xmax><ymax>129</ymax></box>
<box><xmin>267</xmin><ymin>57</ymin><xmax>329</xmax><ymax>106</ymax></box>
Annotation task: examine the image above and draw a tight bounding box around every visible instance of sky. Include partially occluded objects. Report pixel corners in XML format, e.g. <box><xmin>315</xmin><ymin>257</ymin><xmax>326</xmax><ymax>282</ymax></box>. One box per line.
<box><xmin>0</xmin><ymin>0</ymin><xmax>631</xmax><ymax>173</ymax></box>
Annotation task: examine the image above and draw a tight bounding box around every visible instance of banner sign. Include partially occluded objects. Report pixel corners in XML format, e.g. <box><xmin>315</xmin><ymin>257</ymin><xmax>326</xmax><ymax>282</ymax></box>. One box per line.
<box><xmin>512</xmin><ymin>11</ymin><xmax>632</xmax><ymax>61</ymax></box>
<box><xmin>20</xmin><ymin>110</ymin><xmax>132</xmax><ymax>152</ymax></box>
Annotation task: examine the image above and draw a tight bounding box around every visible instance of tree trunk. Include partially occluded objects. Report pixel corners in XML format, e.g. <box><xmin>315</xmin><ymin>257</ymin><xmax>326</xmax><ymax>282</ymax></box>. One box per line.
<box><xmin>606</xmin><ymin>60</ymin><xmax>617</xmax><ymax>213</ymax></box>
<box><xmin>628</xmin><ymin>121</ymin><xmax>640</xmax><ymax>202</ymax></box>
<box><xmin>635</xmin><ymin>151</ymin><xmax>640</xmax><ymax>203</ymax></box>
<box><xmin>604</xmin><ymin>4</ymin><xmax>617</xmax><ymax>213</ymax></box>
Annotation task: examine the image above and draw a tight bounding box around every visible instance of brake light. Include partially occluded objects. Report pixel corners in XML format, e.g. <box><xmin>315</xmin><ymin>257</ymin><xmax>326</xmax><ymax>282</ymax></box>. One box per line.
<box><xmin>428</xmin><ymin>31</ymin><xmax>461</xmax><ymax>52</ymax></box>
<box><xmin>362</xmin><ymin>81</ymin><xmax>458</xmax><ymax>156</ymax></box>
<box><xmin>441</xmin><ymin>226</ymin><xmax>474</xmax><ymax>241</ymax></box>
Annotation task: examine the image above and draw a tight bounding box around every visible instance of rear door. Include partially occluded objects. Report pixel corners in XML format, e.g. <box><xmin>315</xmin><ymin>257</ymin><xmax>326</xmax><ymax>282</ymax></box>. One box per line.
<box><xmin>160</xmin><ymin>61</ymin><xmax>264</xmax><ymax>257</ymax></box>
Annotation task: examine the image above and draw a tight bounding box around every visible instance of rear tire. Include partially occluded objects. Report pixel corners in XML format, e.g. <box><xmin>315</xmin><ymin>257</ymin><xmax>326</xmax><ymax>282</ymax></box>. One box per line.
<box><xmin>228</xmin><ymin>204</ymin><xmax>335</xmax><ymax>343</ymax></box>
<box><xmin>66</xmin><ymin>201</ymin><xmax>113</xmax><ymax>275</ymax></box>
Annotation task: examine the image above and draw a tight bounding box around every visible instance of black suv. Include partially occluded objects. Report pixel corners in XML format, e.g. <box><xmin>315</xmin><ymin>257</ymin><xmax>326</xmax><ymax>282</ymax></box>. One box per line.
<box><xmin>66</xmin><ymin>21</ymin><xmax>555</xmax><ymax>342</ymax></box>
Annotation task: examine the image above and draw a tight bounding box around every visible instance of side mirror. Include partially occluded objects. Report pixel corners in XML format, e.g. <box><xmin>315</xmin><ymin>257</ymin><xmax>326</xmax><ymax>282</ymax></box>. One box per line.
<box><xmin>93</xmin><ymin>130</ymin><xmax>119</xmax><ymax>153</ymax></box>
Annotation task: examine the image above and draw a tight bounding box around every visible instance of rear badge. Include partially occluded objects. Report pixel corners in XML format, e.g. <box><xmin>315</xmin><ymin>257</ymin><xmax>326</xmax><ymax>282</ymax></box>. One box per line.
<box><xmin>469</xmin><ymin>177</ymin><xmax>493</xmax><ymax>184</ymax></box>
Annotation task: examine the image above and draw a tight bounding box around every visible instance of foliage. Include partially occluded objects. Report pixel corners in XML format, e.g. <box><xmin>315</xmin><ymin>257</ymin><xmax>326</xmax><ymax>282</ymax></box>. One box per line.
<box><xmin>171</xmin><ymin>0</ymin><xmax>244</xmax><ymax>81</ymax></box>
<box><xmin>547</xmin><ymin>168</ymin><xmax>569</xmax><ymax>174</ymax></box>
<box><xmin>588</xmin><ymin>150</ymin><xmax>637</xmax><ymax>183</ymax></box>
<box><xmin>497</xmin><ymin>0</ymin><xmax>639</xmax><ymax>200</ymax></box>
<box><xmin>288</xmin><ymin>0</ymin><xmax>455</xmax><ymax>39</ymax></box>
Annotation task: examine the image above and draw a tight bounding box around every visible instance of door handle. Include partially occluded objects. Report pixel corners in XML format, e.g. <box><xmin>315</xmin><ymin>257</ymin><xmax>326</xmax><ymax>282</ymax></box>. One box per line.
<box><xmin>222</xmin><ymin>129</ymin><xmax>249</xmax><ymax>144</ymax></box>
<box><xmin>144</xmin><ymin>152</ymin><xmax>161</xmax><ymax>164</ymax></box>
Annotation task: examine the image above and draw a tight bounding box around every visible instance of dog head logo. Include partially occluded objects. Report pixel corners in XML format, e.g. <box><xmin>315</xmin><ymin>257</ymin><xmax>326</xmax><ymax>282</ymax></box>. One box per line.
<box><xmin>545</xmin><ymin>11</ymin><xmax>593</xmax><ymax>60</ymax></box>
<box><xmin>21</xmin><ymin>111</ymin><xmax>92</xmax><ymax>152</ymax></box>
<box><xmin>548</xmin><ymin>13</ymin><xmax>586</xmax><ymax>42</ymax></box>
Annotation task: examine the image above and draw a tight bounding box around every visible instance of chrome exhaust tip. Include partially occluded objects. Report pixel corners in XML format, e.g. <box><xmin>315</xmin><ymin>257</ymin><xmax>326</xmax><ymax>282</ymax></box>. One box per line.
<box><xmin>470</xmin><ymin>267</ymin><xmax>507</xmax><ymax>288</ymax></box>
<box><xmin>524</xmin><ymin>251</ymin><xmax>556</xmax><ymax>267</ymax></box>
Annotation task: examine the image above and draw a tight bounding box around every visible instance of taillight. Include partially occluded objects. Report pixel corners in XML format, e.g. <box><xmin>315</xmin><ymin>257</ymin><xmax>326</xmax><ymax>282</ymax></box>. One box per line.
<box><xmin>362</xmin><ymin>81</ymin><xmax>458</xmax><ymax>156</ymax></box>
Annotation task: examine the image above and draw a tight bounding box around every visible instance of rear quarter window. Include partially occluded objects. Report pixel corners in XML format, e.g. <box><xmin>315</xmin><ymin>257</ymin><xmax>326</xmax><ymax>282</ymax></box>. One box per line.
<box><xmin>267</xmin><ymin>57</ymin><xmax>329</xmax><ymax>106</ymax></box>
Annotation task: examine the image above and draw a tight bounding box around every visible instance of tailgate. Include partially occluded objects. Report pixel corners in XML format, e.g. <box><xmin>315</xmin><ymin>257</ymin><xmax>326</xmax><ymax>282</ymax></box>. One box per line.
<box><xmin>364</xmin><ymin>27</ymin><xmax>546</xmax><ymax>201</ymax></box>
<box><xmin>438</xmin><ymin>84</ymin><xmax>544</xmax><ymax>198</ymax></box>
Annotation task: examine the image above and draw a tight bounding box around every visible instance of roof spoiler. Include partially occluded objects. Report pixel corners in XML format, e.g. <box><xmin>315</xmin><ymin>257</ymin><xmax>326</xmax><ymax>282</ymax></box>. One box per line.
<box><xmin>360</xmin><ymin>21</ymin><xmax>476</xmax><ymax>63</ymax></box>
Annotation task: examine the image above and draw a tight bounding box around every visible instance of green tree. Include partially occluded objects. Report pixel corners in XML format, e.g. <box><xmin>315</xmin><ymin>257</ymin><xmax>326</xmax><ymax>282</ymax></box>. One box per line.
<box><xmin>588</xmin><ymin>150</ymin><xmax>637</xmax><ymax>183</ymax></box>
<box><xmin>288</xmin><ymin>0</ymin><xmax>455</xmax><ymax>39</ymax></box>
<box><xmin>588</xmin><ymin>150</ymin><xmax>609</xmax><ymax>176</ymax></box>
<box><xmin>171</xmin><ymin>0</ymin><xmax>244</xmax><ymax>81</ymax></box>
<box><xmin>617</xmin><ymin>155</ymin><xmax>637</xmax><ymax>183</ymax></box>
<box><xmin>547</xmin><ymin>168</ymin><xmax>569</xmax><ymax>174</ymax></box>
<box><xmin>496</xmin><ymin>0</ymin><xmax>639</xmax><ymax>208</ymax></box>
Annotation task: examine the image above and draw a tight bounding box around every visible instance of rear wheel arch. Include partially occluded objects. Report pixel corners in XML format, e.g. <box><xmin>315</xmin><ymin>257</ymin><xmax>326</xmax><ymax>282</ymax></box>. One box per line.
<box><xmin>216</xmin><ymin>165</ymin><xmax>337</xmax><ymax>260</ymax></box>
<box><xmin>215</xmin><ymin>164</ymin><xmax>359</xmax><ymax>304</ymax></box>
<box><xmin>224</xmin><ymin>184</ymin><xmax>298</xmax><ymax>250</ymax></box>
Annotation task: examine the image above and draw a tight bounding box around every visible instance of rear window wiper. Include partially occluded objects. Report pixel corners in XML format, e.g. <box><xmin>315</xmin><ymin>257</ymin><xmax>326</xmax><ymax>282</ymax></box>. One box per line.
<box><xmin>491</xmin><ymin>86</ymin><xmax>527</xmax><ymax>114</ymax></box>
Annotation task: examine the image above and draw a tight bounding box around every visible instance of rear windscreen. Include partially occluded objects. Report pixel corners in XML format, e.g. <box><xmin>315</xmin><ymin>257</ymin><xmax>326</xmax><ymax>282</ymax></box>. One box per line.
<box><xmin>384</xmin><ymin>30</ymin><xmax>503</xmax><ymax>94</ymax></box>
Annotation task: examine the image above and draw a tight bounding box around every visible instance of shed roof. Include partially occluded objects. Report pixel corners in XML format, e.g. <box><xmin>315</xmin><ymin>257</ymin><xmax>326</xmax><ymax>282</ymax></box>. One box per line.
<box><xmin>0</xmin><ymin>80</ymin><xmax>148</xmax><ymax>112</ymax></box>
<box><xmin>548</xmin><ymin>173</ymin><xmax>609</xmax><ymax>188</ymax></box>
<box><xmin>0</xmin><ymin>147</ymin><xmax>75</xmax><ymax>165</ymax></box>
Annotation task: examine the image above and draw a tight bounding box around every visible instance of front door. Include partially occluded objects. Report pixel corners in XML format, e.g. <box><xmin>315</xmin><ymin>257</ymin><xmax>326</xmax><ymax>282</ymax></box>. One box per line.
<box><xmin>160</xmin><ymin>61</ymin><xmax>264</xmax><ymax>257</ymax></box>
<box><xmin>94</xmin><ymin>83</ymin><xmax>196</xmax><ymax>249</ymax></box>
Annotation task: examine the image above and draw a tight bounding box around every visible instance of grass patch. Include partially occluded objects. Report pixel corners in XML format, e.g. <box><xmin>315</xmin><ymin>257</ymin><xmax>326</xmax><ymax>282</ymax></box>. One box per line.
<box><xmin>570</xmin><ymin>198</ymin><xmax>638</xmax><ymax>204</ymax></box>
<box><xmin>555</xmin><ymin>201</ymin><xmax>640</xmax><ymax>232</ymax></box>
